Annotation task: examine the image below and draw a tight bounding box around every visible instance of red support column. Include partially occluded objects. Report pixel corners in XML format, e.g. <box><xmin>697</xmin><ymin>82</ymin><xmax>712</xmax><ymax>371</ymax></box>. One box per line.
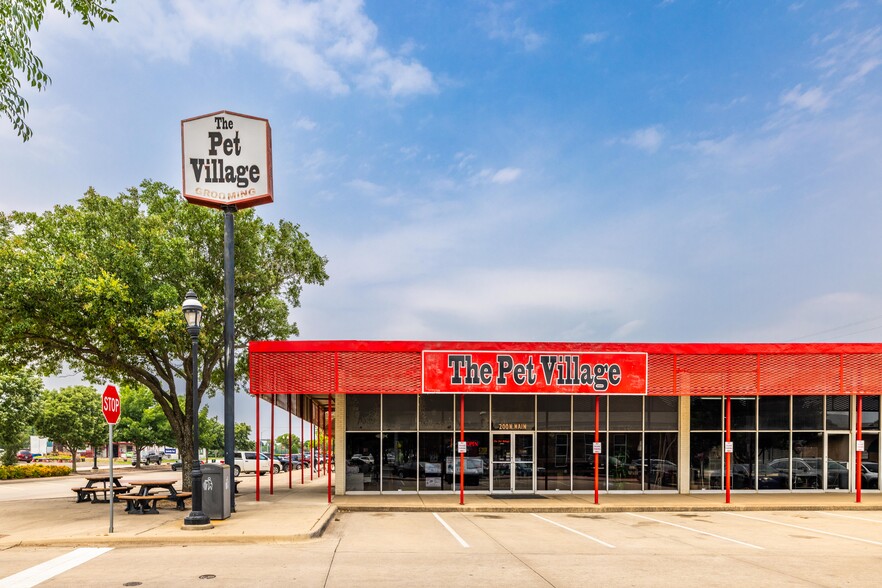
<box><xmin>255</xmin><ymin>392</ymin><xmax>260</xmax><ymax>502</ymax></box>
<box><xmin>725</xmin><ymin>395</ymin><xmax>731</xmax><ymax>504</ymax></box>
<box><xmin>322</xmin><ymin>410</ymin><xmax>327</xmax><ymax>477</ymax></box>
<box><xmin>459</xmin><ymin>394</ymin><xmax>465</xmax><ymax>506</ymax></box>
<box><xmin>857</xmin><ymin>395</ymin><xmax>863</xmax><ymax>503</ymax></box>
<box><xmin>300</xmin><ymin>396</ymin><xmax>305</xmax><ymax>485</ymax></box>
<box><xmin>270</xmin><ymin>394</ymin><xmax>275</xmax><ymax>495</ymax></box>
<box><xmin>328</xmin><ymin>394</ymin><xmax>332</xmax><ymax>504</ymax></box>
<box><xmin>311</xmin><ymin>420</ymin><xmax>315</xmax><ymax>481</ymax></box>
<box><xmin>594</xmin><ymin>395</ymin><xmax>600</xmax><ymax>505</ymax></box>
<box><xmin>288</xmin><ymin>396</ymin><xmax>293</xmax><ymax>489</ymax></box>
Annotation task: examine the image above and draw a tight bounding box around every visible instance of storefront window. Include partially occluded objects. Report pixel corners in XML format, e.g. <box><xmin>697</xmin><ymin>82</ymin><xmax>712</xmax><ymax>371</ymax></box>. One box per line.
<box><xmin>608</xmin><ymin>432</ymin><xmax>641</xmax><ymax>490</ymax></box>
<box><xmin>793</xmin><ymin>396</ymin><xmax>823</xmax><ymax>430</ymax></box>
<box><xmin>609</xmin><ymin>396</ymin><xmax>642</xmax><ymax>431</ymax></box>
<box><xmin>573</xmin><ymin>395</ymin><xmax>606</xmax><ymax>430</ymax></box>
<box><xmin>452</xmin><ymin>432</ymin><xmax>489</xmax><ymax>490</ymax></box>
<box><xmin>537</xmin><ymin>433</ymin><xmax>571</xmax><ymax>491</ymax></box>
<box><xmin>861</xmin><ymin>434</ymin><xmax>879</xmax><ymax>490</ymax></box>
<box><xmin>383</xmin><ymin>395</ymin><xmax>417</xmax><ymax>431</ymax></box>
<box><xmin>825</xmin><ymin>396</ymin><xmax>850</xmax><ymax>430</ymax></box>
<box><xmin>862</xmin><ymin>396</ymin><xmax>880</xmax><ymax>430</ymax></box>
<box><xmin>572</xmin><ymin>432</ymin><xmax>605</xmax><ymax>491</ymax></box>
<box><xmin>691</xmin><ymin>397</ymin><xmax>722</xmax><ymax>430</ymax></box>
<box><xmin>381</xmin><ymin>432</ymin><xmax>417</xmax><ymax>491</ymax></box>
<box><xmin>644</xmin><ymin>432</ymin><xmax>677</xmax><ymax>490</ymax></box>
<box><xmin>645</xmin><ymin>397</ymin><xmax>677</xmax><ymax>431</ymax></box>
<box><xmin>420</xmin><ymin>395</ymin><xmax>454</xmax><ymax>431</ymax></box>
<box><xmin>758</xmin><ymin>397</ymin><xmax>789</xmax><ymax>430</ymax></box>
<box><xmin>732</xmin><ymin>432</ymin><xmax>756</xmax><ymax>489</ymax></box>
<box><xmin>492</xmin><ymin>395</ymin><xmax>534</xmax><ymax>430</ymax></box>
<box><xmin>690</xmin><ymin>432</ymin><xmax>722</xmax><ymax>490</ymax></box>
<box><xmin>345</xmin><ymin>432</ymin><xmax>380</xmax><ymax>491</ymax></box>
<box><xmin>458</xmin><ymin>394</ymin><xmax>490</xmax><ymax>430</ymax></box>
<box><xmin>346</xmin><ymin>395</ymin><xmax>380</xmax><ymax>431</ymax></box>
<box><xmin>792</xmin><ymin>432</ymin><xmax>823</xmax><ymax>489</ymax></box>
<box><xmin>758</xmin><ymin>432</ymin><xmax>790</xmax><ymax>489</ymax></box>
<box><xmin>731</xmin><ymin>397</ymin><xmax>756</xmax><ymax>430</ymax></box>
<box><xmin>419</xmin><ymin>433</ymin><xmax>453</xmax><ymax>491</ymax></box>
<box><xmin>537</xmin><ymin>396</ymin><xmax>570</xmax><ymax>430</ymax></box>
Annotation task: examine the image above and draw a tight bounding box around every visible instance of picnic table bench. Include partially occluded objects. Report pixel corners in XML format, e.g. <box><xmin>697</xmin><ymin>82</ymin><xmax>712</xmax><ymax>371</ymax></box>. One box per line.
<box><xmin>71</xmin><ymin>475</ymin><xmax>131</xmax><ymax>503</ymax></box>
<box><xmin>120</xmin><ymin>479</ymin><xmax>191</xmax><ymax>514</ymax></box>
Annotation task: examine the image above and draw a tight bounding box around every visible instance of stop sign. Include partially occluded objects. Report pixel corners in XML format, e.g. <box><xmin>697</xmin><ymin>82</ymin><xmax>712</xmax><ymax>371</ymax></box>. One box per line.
<box><xmin>102</xmin><ymin>385</ymin><xmax>121</xmax><ymax>425</ymax></box>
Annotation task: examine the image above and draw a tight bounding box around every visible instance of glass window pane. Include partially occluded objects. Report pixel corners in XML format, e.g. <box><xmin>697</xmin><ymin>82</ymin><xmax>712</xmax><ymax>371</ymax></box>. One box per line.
<box><xmin>645</xmin><ymin>396</ymin><xmax>678</xmax><ymax>431</ymax></box>
<box><xmin>537</xmin><ymin>433</ymin><xmax>571</xmax><ymax>491</ymax></box>
<box><xmin>609</xmin><ymin>396</ymin><xmax>642</xmax><ymax>431</ymax></box>
<box><xmin>492</xmin><ymin>395</ymin><xmax>535</xmax><ymax>430</ymax></box>
<box><xmin>537</xmin><ymin>396</ymin><xmax>570</xmax><ymax>430</ymax></box>
<box><xmin>645</xmin><ymin>432</ymin><xmax>678</xmax><ymax>490</ymax></box>
<box><xmin>731</xmin><ymin>397</ymin><xmax>756</xmax><ymax>431</ymax></box>
<box><xmin>345</xmin><ymin>432</ymin><xmax>380</xmax><ymax>491</ymax></box>
<box><xmin>383</xmin><ymin>395</ymin><xmax>417</xmax><ymax>431</ymax></box>
<box><xmin>418</xmin><ymin>433</ymin><xmax>453</xmax><ymax>491</ymax></box>
<box><xmin>691</xmin><ymin>397</ymin><xmax>722</xmax><ymax>430</ymax></box>
<box><xmin>827</xmin><ymin>434</ymin><xmax>850</xmax><ymax>490</ymax></box>
<box><xmin>690</xmin><ymin>432</ymin><xmax>722</xmax><ymax>490</ymax></box>
<box><xmin>732</xmin><ymin>432</ymin><xmax>756</xmax><ymax>489</ymax></box>
<box><xmin>346</xmin><ymin>395</ymin><xmax>380</xmax><ymax>431</ymax></box>
<box><xmin>609</xmin><ymin>432</ymin><xmax>641</xmax><ymax>490</ymax></box>
<box><xmin>759</xmin><ymin>396</ymin><xmax>789</xmax><ymax>430</ymax></box>
<box><xmin>860</xmin><ymin>434</ymin><xmax>879</xmax><ymax>489</ymax></box>
<box><xmin>573</xmin><ymin>432</ymin><xmax>605</xmax><ymax>491</ymax></box>
<box><xmin>825</xmin><ymin>396</ymin><xmax>850</xmax><ymax>430</ymax></box>
<box><xmin>420</xmin><ymin>394</ymin><xmax>454</xmax><ymax>431</ymax></box>
<box><xmin>381</xmin><ymin>432</ymin><xmax>417</xmax><ymax>491</ymax></box>
<box><xmin>791</xmin><ymin>432</ymin><xmax>823</xmax><ymax>488</ymax></box>
<box><xmin>573</xmin><ymin>395</ymin><xmax>607</xmax><ymax>430</ymax></box>
<box><xmin>793</xmin><ymin>396</ymin><xmax>823</xmax><ymax>430</ymax></box>
<box><xmin>449</xmin><ymin>433</ymin><xmax>489</xmax><ymax>490</ymax></box>
<box><xmin>861</xmin><ymin>396</ymin><xmax>880</xmax><ymax>430</ymax></box>
<box><xmin>758</xmin><ymin>432</ymin><xmax>790</xmax><ymax>489</ymax></box>
<box><xmin>456</xmin><ymin>394</ymin><xmax>490</xmax><ymax>430</ymax></box>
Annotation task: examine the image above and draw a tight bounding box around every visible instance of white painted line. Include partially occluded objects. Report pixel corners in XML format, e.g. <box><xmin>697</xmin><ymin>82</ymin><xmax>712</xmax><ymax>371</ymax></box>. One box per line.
<box><xmin>628</xmin><ymin>513</ymin><xmax>763</xmax><ymax>550</ymax></box>
<box><xmin>0</xmin><ymin>547</ymin><xmax>113</xmax><ymax>588</ymax></box>
<box><xmin>433</xmin><ymin>513</ymin><xmax>470</xmax><ymax>548</ymax></box>
<box><xmin>820</xmin><ymin>512</ymin><xmax>882</xmax><ymax>524</ymax></box>
<box><xmin>724</xmin><ymin>512</ymin><xmax>882</xmax><ymax>546</ymax></box>
<box><xmin>531</xmin><ymin>514</ymin><xmax>615</xmax><ymax>548</ymax></box>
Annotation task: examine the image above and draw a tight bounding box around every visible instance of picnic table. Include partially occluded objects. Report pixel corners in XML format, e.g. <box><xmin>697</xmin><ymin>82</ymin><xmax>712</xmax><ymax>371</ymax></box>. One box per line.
<box><xmin>118</xmin><ymin>479</ymin><xmax>191</xmax><ymax>514</ymax></box>
<box><xmin>71</xmin><ymin>474</ymin><xmax>132</xmax><ymax>504</ymax></box>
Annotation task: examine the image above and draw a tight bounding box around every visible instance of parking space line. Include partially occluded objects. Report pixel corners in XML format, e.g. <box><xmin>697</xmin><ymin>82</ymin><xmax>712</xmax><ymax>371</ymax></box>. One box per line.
<box><xmin>433</xmin><ymin>513</ymin><xmax>470</xmax><ymax>548</ymax></box>
<box><xmin>723</xmin><ymin>512</ymin><xmax>882</xmax><ymax>546</ymax></box>
<box><xmin>531</xmin><ymin>514</ymin><xmax>615</xmax><ymax>548</ymax></box>
<box><xmin>820</xmin><ymin>512</ymin><xmax>882</xmax><ymax>524</ymax></box>
<box><xmin>0</xmin><ymin>547</ymin><xmax>113</xmax><ymax>588</ymax></box>
<box><xmin>628</xmin><ymin>514</ymin><xmax>763</xmax><ymax>550</ymax></box>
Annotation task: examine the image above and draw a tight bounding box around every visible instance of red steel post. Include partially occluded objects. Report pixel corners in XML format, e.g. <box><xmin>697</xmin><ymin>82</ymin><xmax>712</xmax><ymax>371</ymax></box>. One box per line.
<box><xmin>270</xmin><ymin>394</ymin><xmax>275</xmax><ymax>495</ymax></box>
<box><xmin>300</xmin><ymin>397</ymin><xmax>305</xmax><ymax>485</ymax></box>
<box><xmin>328</xmin><ymin>394</ymin><xmax>332</xmax><ymax>504</ymax></box>
<box><xmin>594</xmin><ymin>395</ymin><xmax>600</xmax><ymax>505</ymax></box>
<box><xmin>255</xmin><ymin>392</ymin><xmax>260</xmax><ymax>502</ymax></box>
<box><xmin>288</xmin><ymin>395</ymin><xmax>293</xmax><ymax>489</ymax></box>
<box><xmin>725</xmin><ymin>395</ymin><xmax>731</xmax><ymax>504</ymax></box>
<box><xmin>460</xmin><ymin>394</ymin><xmax>465</xmax><ymax>506</ymax></box>
<box><xmin>857</xmin><ymin>395</ymin><xmax>863</xmax><ymax>503</ymax></box>
<box><xmin>311</xmin><ymin>420</ymin><xmax>315</xmax><ymax>481</ymax></box>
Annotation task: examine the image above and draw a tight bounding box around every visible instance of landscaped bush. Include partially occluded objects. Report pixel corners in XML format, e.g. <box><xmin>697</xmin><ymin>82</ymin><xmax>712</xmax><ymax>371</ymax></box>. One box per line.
<box><xmin>0</xmin><ymin>464</ymin><xmax>72</xmax><ymax>480</ymax></box>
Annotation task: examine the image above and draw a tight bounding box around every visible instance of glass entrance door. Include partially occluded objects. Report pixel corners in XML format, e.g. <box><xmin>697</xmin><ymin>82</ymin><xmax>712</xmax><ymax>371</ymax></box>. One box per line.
<box><xmin>492</xmin><ymin>433</ymin><xmax>535</xmax><ymax>492</ymax></box>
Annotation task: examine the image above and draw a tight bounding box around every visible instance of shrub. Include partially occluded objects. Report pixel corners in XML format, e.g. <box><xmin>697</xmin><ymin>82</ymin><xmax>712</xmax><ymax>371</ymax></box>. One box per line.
<box><xmin>0</xmin><ymin>464</ymin><xmax>72</xmax><ymax>480</ymax></box>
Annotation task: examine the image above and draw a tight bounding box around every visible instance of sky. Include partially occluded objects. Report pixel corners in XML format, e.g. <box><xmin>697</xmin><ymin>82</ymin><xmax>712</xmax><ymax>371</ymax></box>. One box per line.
<box><xmin>4</xmin><ymin>1</ymin><xmax>882</xmax><ymax>437</ymax></box>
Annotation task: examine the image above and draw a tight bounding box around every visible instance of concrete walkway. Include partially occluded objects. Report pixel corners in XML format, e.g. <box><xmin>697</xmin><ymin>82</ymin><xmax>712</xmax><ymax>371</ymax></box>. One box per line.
<box><xmin>2</xmin><ymin>471</ymin><xmax>882</xmax><ymax>548</ymax></box>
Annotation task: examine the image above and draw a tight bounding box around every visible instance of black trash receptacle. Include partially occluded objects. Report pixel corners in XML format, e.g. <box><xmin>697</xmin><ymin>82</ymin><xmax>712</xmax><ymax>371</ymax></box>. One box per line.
<box><xmin>201</xmin><ymin>463</ymin><xmax>231</xmax><ymax>520</ymax></box>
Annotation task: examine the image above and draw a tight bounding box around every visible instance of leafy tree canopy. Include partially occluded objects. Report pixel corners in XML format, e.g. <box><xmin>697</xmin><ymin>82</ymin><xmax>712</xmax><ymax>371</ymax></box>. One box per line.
<box><xmin>1</xmin><ymin>1</ymin><xmax>117</xmax><ymax>141</ymax></box>
<box><xmin>34</xmin><ymin>385</ymin><xmax>104</xmax><ymax>472</ymax></box>
<box><xmin>234</xmin><ymin>422</ymin><xmax>252</xmax><ymax>451</ymax></box>
<box><xmin>0</xmin><ymin>369</ymin><xmax>44</xmax><ymax>465</ymax></box>
<box><xmin>115</xmin><ymin>384</ymin><xmax>174</xmax><ymax>467</ymax></box>
<box><xmin>0</xmin><ymin>180</ymin><xmax>328</xmax><ymax>483</ymax></box>
<box><xmin>275</xmin><ymin>433</ymin><xmax>301</xmax><ymax>453</ymax></box>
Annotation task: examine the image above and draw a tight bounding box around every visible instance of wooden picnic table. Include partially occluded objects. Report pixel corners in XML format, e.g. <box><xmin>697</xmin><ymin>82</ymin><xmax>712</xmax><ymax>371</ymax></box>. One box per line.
<box><xmin>71</xmin><ymin>474</ymin><xmax>132</xmax><ymax>504</ymax></box>
<box><xmin>118</xmin><ymin>479</ymin><xmax>191</xmax><ymax>514</ymax></box>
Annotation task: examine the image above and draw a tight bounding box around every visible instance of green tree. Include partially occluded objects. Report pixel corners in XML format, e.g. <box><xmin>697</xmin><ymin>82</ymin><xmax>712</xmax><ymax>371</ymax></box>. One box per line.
<box><xmin>275</xmin><ymin>433</ymin><xmax>301</xmax><ymax>454</ymax></box>
<box><xmin>115</xmin><ymin>384</ymin><xmax>174</xmax><ymax>469</ymax></box>
<box><xmin>0</xmin><ymin>370</ymin><xmax>43</xmax><ymax>465</ymax></box>
<box><xmin>234</xmin><ymin>422</ymin><xmax>252</xmax><ymax>451</ymax></box>
<box><xmin>199</xmin><ymin>409</ymin><xmax>224</xmax><ymax>455</ymax></box>
<box><xmin>1</xmin><ymin>1</ymin><xmax>117</xmax><ymax>141</ymax></box>
<box><xmin>34</xmin><ymin>385</ymin><xmax>105</xmax><ymax>472</ymax></box>
<box><xmin>0</xmin><ymin>181</ymin><xmax>328</xmax><ymax>488</ymax></box>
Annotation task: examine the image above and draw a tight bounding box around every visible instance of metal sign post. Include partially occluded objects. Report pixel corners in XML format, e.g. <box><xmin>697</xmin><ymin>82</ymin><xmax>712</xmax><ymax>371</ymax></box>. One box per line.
<box><xmin>108</xmin><ymin>423</ymin><xmax>114</xmax><ymax>533</ymax></box>
<box><xmin>101</xmin><ymin>384</ymin><xmax>121</xmax><ymax>533</ymax></box>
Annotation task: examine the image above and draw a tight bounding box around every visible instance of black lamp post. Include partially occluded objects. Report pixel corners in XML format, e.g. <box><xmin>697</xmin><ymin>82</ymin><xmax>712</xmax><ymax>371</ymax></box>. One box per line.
<box><xmin>182</xmin><ymin>290</ymin><xmax>211</xmax><ymax>526</ymax></box>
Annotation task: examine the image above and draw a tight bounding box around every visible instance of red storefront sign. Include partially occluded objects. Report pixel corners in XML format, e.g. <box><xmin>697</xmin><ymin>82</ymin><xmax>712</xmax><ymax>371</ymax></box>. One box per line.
<box><xmin>422</xmin><ymin>350</ymin><xmax>647</xmax><ymax>394</ymax></box>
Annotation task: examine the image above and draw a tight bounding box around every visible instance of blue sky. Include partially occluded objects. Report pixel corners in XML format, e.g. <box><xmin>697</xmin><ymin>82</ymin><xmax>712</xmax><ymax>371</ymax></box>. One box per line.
<box><xmin>4</xmin><ymin>1</ymin><xmax>882</xmax><ymax>432</ymax></box>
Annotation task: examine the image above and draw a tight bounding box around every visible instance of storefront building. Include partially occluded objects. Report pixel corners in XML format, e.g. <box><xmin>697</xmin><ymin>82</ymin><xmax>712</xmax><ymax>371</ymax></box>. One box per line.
<box><xmin>249</xmin><ymin>341</ymin><xmax>882</xmax><ymax>496</ymax></box>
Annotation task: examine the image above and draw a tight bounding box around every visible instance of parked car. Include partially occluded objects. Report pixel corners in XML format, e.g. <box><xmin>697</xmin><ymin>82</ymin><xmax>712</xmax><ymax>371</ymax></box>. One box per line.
<box><xmin>227</xmin><ymin>451</ymin><xmax>282</xmax><ymax>477</ymax></box>
<box><xmin>170</xmin><ymin>460</ymin><xmax>205</xmax><ymax>471</ymax></box>
<box><xmin>138</xmin><ymin>451</ymin><xmax>163</xmax><ymax>465</ymax></box>
<box><xmin>16</xmin><ymin>450</ymin><xmax>34</xmax><ymax>463</ymax></box>
<box><xmin>862</xmin><ymin>462</ymin><xmax>879</xmax><ymax>489</ymax></box>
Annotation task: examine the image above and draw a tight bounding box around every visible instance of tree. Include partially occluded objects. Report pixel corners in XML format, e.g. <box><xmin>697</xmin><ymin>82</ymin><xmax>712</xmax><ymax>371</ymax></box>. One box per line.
<box><xmin>234</xmin><ymin>422</ymin><xmax>252</xmax><ymax>451</ymax></box>
<box><xmin>275</xmin><ymin>433</ymin><xmax>301</xmax><ymax>454</ymax></box>
<box><xmin>1</xmin><ymin>1</ymin><xmax>118</xmax><ymax>141</ymax></box>
<box><xmin>0</xmin><ymin>370</ymin><xmax>43</xmax><ymax>465</ymax></box>
<box><xmin>0</xmin><ymin>181</ymin><xmax>328</xmax><ymax>488</ymax></box>
<box><xmin>34</xmin><ymin>385</ymin><xmax>105</xmax><ymax>472</ymax></box>
<box><xmin>114</xmin><ymin>384</ymin><xmax>173</xmax><ymax>469</ymax></box>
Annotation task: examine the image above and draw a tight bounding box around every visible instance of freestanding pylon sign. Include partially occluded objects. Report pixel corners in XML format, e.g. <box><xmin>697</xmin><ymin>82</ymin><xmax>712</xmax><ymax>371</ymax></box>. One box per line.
<box><xmin>182</xmin><ymin>110</ymin><xmax>273</xmax><ymax>513</ymax></box>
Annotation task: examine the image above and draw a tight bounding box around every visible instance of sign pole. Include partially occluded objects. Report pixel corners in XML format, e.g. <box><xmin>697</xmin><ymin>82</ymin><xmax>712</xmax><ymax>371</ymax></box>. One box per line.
<box><xmin>108</xmin><ymin>423</ymin><xmax>114</xmax><ymax>533</ymax></box>
<box><xmin>725</xmin><ymin>395</ymin><xmax>731</xmax><ymax>504</ymax></box>
<box><xmin>856</xmin><ymin>395</ymin><xmax>863</xmax><ymax>503</ymax></box>
<box><xmin>594</xmin><ymin>395</ymin><xmax>600</xmax><ymax>505</ymax></box>
<box><xmin>223</xmin><ymin>204</ymin><xmax>236</xmax><ymax>513</ymax></box>
<box><xmin>459</xmin><ymin>394</ymin><xmax>465</xmax><ymax>506</ymax></box>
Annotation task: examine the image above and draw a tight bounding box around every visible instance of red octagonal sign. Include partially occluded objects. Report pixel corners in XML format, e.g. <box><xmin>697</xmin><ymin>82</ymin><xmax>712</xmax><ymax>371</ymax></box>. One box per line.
<box><xmin>102</xmin><ymin>385</ymin><xmax>121</xmax><ymax>425</ymax></box>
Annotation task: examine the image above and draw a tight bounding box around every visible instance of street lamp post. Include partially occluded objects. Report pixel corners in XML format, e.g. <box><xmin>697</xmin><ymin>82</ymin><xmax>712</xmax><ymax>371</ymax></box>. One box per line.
<box><xmin>183</xmin><ymin>290</ymin><xmax>211</xmax><ymax>527</ymax></box>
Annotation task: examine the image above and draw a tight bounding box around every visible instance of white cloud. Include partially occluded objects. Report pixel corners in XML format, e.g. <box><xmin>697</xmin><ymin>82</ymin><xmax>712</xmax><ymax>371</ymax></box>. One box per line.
<box><xmin>490</xmin><ymin>167</ymin><xmax>523</xmax><ymax>184</ymax></box>
<box><xmin>581</xmin><ymin>32</ymin><xmax>608</xmax><ymax>45</ymax></box>
<box><xmin>295</xmin><ymin>116</ymin><xmax>318</xmax><ymax>131</ymax></box>
<box><xmin>479</xmin><ymin>2</ymin><xmax>545</xmax><ymax>51</ymax></box>
<box><xmin>94</xmin><ymin>0</ymin><xmax>437</xmax><ymax>98</ymax></box>
<box><xmin>621</xmin><ymin>126</ymin><xmax>665</xmax><ymax>153</ymax></box>
<box><xmin>780</xmin><ymin>84</ymin><xmax>829</xmax><ymax>113</ymax></box>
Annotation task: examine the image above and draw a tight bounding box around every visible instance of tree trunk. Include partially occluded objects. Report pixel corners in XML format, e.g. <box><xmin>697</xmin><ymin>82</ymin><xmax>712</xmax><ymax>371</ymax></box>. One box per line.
<box><xmin>69</xmin><ymin>446</ymin><xmax>77</xmax><ymax>473</ymax></box>
<box><xmin>133</xmin><ymin>443</ymin><xmax>142</xmax><ymax>469</ymax></box>
<box><xmin>175</xmin><ymin>419</ymin><xmax>195</xmax><ymax>492</ymax></box>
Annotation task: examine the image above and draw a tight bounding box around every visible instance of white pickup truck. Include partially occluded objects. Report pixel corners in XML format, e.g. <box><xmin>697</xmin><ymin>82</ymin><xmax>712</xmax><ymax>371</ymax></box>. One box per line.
<box><xmin>230</xmin><ymin>451</ymin><xmax>282</xmax><ymax>477</ymax></box>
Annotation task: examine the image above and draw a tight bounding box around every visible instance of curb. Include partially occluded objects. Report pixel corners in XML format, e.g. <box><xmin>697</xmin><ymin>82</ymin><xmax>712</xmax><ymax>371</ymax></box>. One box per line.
<box><xmin>336</xmin><ymin>503</ymin><xmax>882</xmax><ymax>514</ymax></box>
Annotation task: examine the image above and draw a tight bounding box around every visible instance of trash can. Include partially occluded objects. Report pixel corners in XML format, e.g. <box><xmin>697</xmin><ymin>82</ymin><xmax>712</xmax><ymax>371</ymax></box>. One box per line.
<box><xmin>201</xmin><ymin>463</ymin><xmax>231</xmax><ymax>520</ymax></box>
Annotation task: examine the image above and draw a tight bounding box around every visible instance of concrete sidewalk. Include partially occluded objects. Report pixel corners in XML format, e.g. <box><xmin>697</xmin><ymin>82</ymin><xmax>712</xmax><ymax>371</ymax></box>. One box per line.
<box><xmin>2</xmin><ymin>472</ymin><xmax>882</xmax><ymax>548</ymax></box>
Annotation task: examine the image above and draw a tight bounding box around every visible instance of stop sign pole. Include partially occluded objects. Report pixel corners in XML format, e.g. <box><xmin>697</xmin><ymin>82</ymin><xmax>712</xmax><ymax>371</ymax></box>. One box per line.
<box><xmin>102</xmin><ymin>385</ymin><xmax>121</xmax><ymax>533</ymax></box>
